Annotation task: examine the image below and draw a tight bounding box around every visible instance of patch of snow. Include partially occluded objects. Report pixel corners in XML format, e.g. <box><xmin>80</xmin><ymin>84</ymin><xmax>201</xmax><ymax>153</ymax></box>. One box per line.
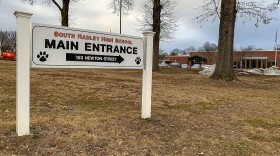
<box><xmin>199</xmin><ymin>65</ymin><xmax>216</xmax><ymax>76</ymax></box>
<box><xmin>199</xmin><ymin>65</ymin><xmax>280</xmax><ymax>76</ymax></box>
<box><xmin>247</xmin><ymin>68</ymin><xmax>264</xmax><ymax>75</ymax></box>
<box><xmin>247</xmin><ymin>66</ymin><xmax>280</xmax><ymax>76</ymax></box>
<box><xmin>236</xmin><ymin>72</ymin><xmax>249</xmax><ymax>76</ymax></box>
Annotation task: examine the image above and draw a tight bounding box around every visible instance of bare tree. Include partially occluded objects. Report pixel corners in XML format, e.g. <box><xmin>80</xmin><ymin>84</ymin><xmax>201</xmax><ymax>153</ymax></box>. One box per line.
<box><xmin>109</xmin><ymin>0</ymin><xmax>134</xmax><ymax>34</ymax></box>
<box><xmin>240</xmin><ymin>44</ymin><xmax>256</xmax><ymax>51</ymax></box>
<box><xmin>198</xmin><ymin>41</ymin><xmax>218</xmax><ymax>51</ymax></box>
<box><xmin>184</xmin><ymin>46</ymin><xmax>196</xmax><ymax>52</ymax></box>
<box><xmin>10</xmin><ymin>32</ymin><xmax>16</xmax><ymax>51</ymax></box>
<box><xmin>0</xmin><ymin>31</ymin><xmax>6</xmax><ymax>51</ymax></box>
<box><xmin>198</xmin><ymin>42</ymin><xmax>218</xmax><ymax>64</ymax></box>
<box><xmin>0</xmin><ymin>30</ymin><xmax>16</xmax><ymax>52</ymax></box>
<box><xmin>23</xmin><ymin>0</ymin><xmax>83</xmax><ymax>27</ymax></box>
<box><xmin>197</xmin><ymin>0</ymin><xmax>279</xmax><ymax>81</ymax></box>
<box><xmin>159</xmin><ymin>49</ymin><xmax>168</xmax><ymax>59</ymax></box>
<box><xmin>170</xmin><ymin>48</ymin><xmax>183</xmax><ymax>56</ymax></box>
<box><xmin>138</xmin><ymin>0</ymin><xmax>180</xmax><ymax>71</ymax></box>
<box><xmin>274</xmin><ymin>44</ymin><xmax>280</xmax><ymax>50</ymax></box>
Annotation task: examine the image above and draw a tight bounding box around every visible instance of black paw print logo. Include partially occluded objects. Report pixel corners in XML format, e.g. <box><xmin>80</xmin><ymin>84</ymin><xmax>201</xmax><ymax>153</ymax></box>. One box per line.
<box><xmin>37</xmin><ymin>51</ymin><xmax>49</xmax><ymax>62</ymax></box>
<box><xmin>135</xmin><ymin>57</ymin><xmax>141</xmax><ymax>65</ymax></box>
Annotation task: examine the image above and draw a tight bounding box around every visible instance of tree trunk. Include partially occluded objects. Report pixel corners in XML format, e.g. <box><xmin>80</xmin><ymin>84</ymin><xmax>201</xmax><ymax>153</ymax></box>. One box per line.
<box><xmin>210</xmin><ymin>0</ymin><xmax>237</xmax><ymax>81</ymax></box>
<box><xmin>152</xmin><ymin>0</ymin><xmax>161</xmax><ymax>71</ymax></box>
<box><xmin>61</xmin><ymin>0</ymin><xmax>70</xmax><ymax>27</ymax></box>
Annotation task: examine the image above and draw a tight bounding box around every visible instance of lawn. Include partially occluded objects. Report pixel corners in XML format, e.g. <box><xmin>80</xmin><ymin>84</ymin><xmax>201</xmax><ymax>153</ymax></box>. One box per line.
<box><xmin>1</xmin><ymin>60</ymin><xmax>280</xmax><ymax>155</ymax></box>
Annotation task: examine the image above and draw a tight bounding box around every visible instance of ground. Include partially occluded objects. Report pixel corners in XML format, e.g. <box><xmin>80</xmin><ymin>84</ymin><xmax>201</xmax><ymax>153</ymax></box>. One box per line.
<box><xmin>1</xmin><ymin>60</ymin><xmax>280</xmax><ymax>155</ymax></box>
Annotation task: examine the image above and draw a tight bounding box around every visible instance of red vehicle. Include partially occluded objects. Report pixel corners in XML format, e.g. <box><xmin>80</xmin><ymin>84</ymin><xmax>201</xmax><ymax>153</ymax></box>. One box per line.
<box><xmin>1</xmin><ymin>52</ymin><xmax>16</xmax><ymax>60</ymax></box>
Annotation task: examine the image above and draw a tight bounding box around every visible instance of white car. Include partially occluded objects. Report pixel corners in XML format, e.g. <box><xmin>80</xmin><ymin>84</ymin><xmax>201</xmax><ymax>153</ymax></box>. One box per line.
<box><xmin>191</xmin><ymin>64</ymin><xmax>201</xmax><ymax>69</ymax></box>
<box><xmin>169</xmin><ymin>63</ymin><xmax>180</xmax><ymax>67</ymax></box>
<box><xmin>181</xmin><ymin>64</ymin><xmax>189</xmax><ymax>68</ymax></box>
<box><xmin>159</xmin><ymin>62</ymin><xmax>168</xmax><ymax>67</ymax></box>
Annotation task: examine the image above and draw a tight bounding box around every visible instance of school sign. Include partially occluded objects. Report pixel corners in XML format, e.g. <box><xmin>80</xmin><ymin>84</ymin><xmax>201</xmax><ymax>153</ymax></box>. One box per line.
<box><xmin>32</xmin><ymin>24</ymin><xmax>144</xmax><ymax>69</ymax></box>
<box><xmin>15</xmin><ymin>11</ymin><xmax>154</xmax><ymax>136</ymax></box>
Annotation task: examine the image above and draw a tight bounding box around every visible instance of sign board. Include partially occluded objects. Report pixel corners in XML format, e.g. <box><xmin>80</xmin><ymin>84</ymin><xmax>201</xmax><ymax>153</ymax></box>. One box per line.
<box><xmin>15</xmin><ymin>11</ymin><xmax>154</xmax><ymax>136</ymax></box>
<box><xmin>32</xmin><ymin>23</ymin><xmax>144</xmax><ymax>69</ymax></box>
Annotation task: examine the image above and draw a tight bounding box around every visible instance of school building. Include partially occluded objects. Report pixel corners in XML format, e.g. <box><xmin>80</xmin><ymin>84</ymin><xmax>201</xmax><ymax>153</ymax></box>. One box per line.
<box><xmin>165</xmin><ymin>50</ymin><xmax>280</xmax><ymax>69</ymax></box>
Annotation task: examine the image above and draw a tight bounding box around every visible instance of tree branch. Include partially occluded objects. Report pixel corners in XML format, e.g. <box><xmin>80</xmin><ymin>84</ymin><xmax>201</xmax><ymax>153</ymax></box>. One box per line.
<box><xmin>196</xmin><ymin>0</ymin><xmax>279</xmax><ymax>27</ymax></box>
<box><xmin>52</xmin><ymin>0</ymin><xmax>62</xmax><ymax>11</ymax></box>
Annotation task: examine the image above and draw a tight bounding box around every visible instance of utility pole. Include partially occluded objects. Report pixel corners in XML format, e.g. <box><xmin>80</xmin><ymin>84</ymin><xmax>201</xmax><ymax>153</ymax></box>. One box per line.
<box><xmin>275</xmin><ymin>29</ymin><xmax>278</xmax><ymax>67</ymax></box>
<box><xmin>120</xmin><ymin>0</ymin><xmax>122</xmax><ymax>34</ymax></box>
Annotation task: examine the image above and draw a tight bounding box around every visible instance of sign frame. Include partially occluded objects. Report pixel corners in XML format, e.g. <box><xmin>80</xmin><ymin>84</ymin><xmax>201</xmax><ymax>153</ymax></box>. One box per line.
<box><xmin>15</xmin><ymin>11</ymin><xmax>155</xmax><ymax>136</ymax></box>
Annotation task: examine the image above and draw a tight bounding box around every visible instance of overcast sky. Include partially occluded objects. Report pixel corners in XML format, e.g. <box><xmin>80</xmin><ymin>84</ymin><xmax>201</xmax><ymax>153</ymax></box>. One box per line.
<box><xmin>0</xmin><ymin>0</ymin><xmax>279</xmax><ymax>52</ymax></box>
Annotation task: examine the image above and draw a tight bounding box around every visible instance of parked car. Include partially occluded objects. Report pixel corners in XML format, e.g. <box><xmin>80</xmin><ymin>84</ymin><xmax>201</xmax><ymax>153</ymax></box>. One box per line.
<box><xmin>191</xmin><ymin>64</ymin><xmax>201</xmax><ymax>69</ymax></box>
<box><xmin>181</xmin><ymin>64</ymin><xmax>189</xmax><ymax>68</ymax></box>
<box><xmin>159</xmin><ymin>60</ymin><xmax>171</xmax><ymax>67</ymax></box>
<box><xmin>159</xmin><ymin>62</ymin><xmax>168</xmax><ymax>67</ymax></box>
<box><xmin>169</xmin><ymin>62</ymin><xmax>180</xmax><ymax>67</ymax></box>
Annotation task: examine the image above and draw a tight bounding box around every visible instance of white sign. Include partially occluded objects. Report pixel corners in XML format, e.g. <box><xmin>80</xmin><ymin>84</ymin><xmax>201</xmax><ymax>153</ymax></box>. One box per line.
<box><xmin>32</xmin><ymin>23</ymin><xmax>144</xmax><ymax>69</ymax></box>
<box><xmin>15</xmin><ymin>11</ymin><xmax>154</xmax><ymax>136</ymax></box>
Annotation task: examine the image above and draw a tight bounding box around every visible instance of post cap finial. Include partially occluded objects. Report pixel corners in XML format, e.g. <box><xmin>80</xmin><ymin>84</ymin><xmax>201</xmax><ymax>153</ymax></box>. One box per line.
<box><xmin>143</xmin><ymin>31</ymin><xmax>156</xmax><ymax>37</ymax></box>
<box><xmin>14</xmin><ymin>11</ymin><xmax>33</xmax><ymax>18</ymax></box>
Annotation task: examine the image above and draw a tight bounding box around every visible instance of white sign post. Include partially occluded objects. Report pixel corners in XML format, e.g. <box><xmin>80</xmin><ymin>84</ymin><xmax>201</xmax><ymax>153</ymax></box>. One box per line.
<box><xmin>14</xmin><ymin>11</ymin><xmax>32</xmax><ymax>136</ymax></box>
<box><xmin>142</xmin><ymin>32</ymin><xmax>155</xmax><ymax>119</ymax></box>
<box><xmin>14</xmin><ymin>11</ymin><xmax>154</xmax><ymax>136</ymax></box>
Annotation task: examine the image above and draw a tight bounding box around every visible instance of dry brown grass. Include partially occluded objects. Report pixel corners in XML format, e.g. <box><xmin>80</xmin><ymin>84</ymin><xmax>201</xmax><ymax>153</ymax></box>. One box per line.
<box><xmin>1</xmin><ymin>60</ymin><xmax>280</xmax><ymax>155</ymax></box>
